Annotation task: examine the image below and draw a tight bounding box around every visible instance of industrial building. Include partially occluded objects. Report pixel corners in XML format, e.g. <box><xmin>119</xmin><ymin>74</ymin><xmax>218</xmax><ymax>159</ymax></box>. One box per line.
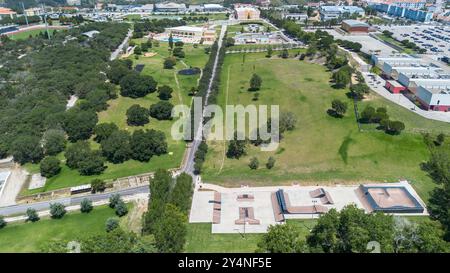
<box><xmin>373</xmin><ymin>54</ymin><xmax>450</xmax><ymax>111</ymax></box>
<box><xmin>341</xmin><ymin>19</ymin><xmax>370</xmax><ymax>33</ymax></box>
<box><xmin>154</xmin><ymin>2</ymin><xmax>187</xmax><ymax>13</ymax></box>
<box><xmin>319</xmin><ymin>5</ymin><xmax>365</xmax><ymax>21</ymax></box>
<box><xmin>282</xmin><ymin>13</ymin><xmax>308</xmax><ymax>22</ymax></box>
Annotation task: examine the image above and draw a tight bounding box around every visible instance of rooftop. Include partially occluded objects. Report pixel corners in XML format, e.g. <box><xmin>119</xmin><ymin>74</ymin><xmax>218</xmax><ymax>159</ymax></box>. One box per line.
<box><xmin>342</xmin><ymin>19</ymin><xmax>369</xmax><ymax>28</ymax></box>
<box><xmin>166</xmin><ymin>26</ymin><xmax>205</xmax><ymax>32</ymax></box>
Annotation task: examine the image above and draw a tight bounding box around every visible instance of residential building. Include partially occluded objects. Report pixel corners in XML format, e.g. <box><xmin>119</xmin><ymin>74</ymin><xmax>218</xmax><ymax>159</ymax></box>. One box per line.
<box><xmin>369</xmin><ymin>2</ymin><xmax>433</xmax><ymax>22</ymax></box>
<box><xmin>24</xmin><ymin>7</ymin><xmax>45</xmax><ymax>17</ymax></box>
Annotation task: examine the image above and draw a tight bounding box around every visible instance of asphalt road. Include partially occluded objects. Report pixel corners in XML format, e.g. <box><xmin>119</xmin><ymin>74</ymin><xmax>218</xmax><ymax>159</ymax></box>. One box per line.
<box><xmin>182</xmin><ymin>23</ymin><xmax>227</xmax><ymax>177</ymax></box>
<box><xmin>0</xmin><ymin>185</ymin><xmax>149</xmax><ymax>216</ymax></box>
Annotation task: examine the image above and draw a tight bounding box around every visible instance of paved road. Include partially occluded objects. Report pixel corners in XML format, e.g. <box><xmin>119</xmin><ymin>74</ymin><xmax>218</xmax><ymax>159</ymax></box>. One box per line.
<box><xmin>182</xmin><ymin>23</ymin><xmax>228</xmax><ymax>178</ymax></box>
<box><xmin>0</xmin><ymin>185</ymin><xmax>148</xmax><ymax>216</ymax></box>
<box><xmin>110</xmin><ymin>28</ymin><xmax>133</xmax><ymax>61</ymax></box>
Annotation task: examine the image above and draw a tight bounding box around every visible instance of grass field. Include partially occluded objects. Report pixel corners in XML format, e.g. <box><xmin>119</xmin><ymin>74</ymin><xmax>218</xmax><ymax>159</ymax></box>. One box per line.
<box><xmin>375</xmin><ymin>34</ymin><xmax>418</xmax><ymax>55</ymax></box>
<box><xmin>201</xmin><ymin>52</ymin><xmax>444</xmax><ymax>200</ymax></box>
<box><xmin>8</xmin><ymin>28</ymin><xmax>61</xmax><ymax>40</ymax></box>
<box><xmin>0</xmin><ymin>205</ymin><xmax>121</xmax><ymax>253</ymax></box>
<box><xmin>185</xmin><ymin>220</ymin><xmax>316</xmax><ymax>253</ymax></box>
<box><xmin>23</xmin><ymin>41</ymin><xmax>210</xmax><ymax>194</ymax></box>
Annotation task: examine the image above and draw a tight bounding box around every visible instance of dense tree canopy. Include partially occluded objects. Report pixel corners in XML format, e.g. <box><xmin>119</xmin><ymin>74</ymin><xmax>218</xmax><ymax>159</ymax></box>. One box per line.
<box><xmin>119</xmin><ymin>73</ymin><xmax>157</xmax><ymax>98</ymax></box>
<box><xmin>149</xmin><ymin>101</ymin><xmax>174</xmax><ymax>120</ymax></box>
<box><xmin>100</xmin><ymin>130</ymin><xmax>132</xmax><ymax>164</ymax></box>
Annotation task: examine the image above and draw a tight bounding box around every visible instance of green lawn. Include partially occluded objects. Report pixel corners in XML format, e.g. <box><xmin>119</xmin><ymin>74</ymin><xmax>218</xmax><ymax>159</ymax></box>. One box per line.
<box><xmin>375</xmin><ymin>34</ymin><xmax>418</xmax><ymax>55</ymax></box>
<box><xmin>23</xmin><ymin>41</ymin><xmax>210</xmax><ymax>194</ymax></box>
<box><xmin>8</xmin><ymin>28</ymin><xmax>61</xmax><ymax>40</ymax></box>
<box><xmin>0</xmin><ymin>205</ymin><xmax>120</xmax><ymax>253</ymax></box>
<box><xmin>201</xmin><ymin>52</ymin><xmax>442</xmax><ymax>200</ymax></box>
<box><xmin>185</xmin><ymin>220</ymin><xmax>316</xmax><ymax>253</ymax></box>
<box><xmin>227</xmin><ymin>21</ymin><xmax>274</xmax><ymax>38</ymax></box>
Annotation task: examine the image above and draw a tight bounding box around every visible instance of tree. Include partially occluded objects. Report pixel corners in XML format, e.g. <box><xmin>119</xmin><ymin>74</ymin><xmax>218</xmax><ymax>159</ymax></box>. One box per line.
<box><xmin>154</xmin><ymin>204</ymin><xmax>187</xmax><ymax>253</ymax></box>
<box><xmin>350</xmin><ymin>83</ymin><xmax>370</xmax><ymax>100</ymax></box>
<box><xmin>63</xmin><ymin>109</ymin><xmax>98</xmax><ymax>142</ymax></box>
<box><xmin>380</xmin><ymin>119</ymin><xmax>405</xmax><ymax>135</ymax></box>
<box><xmin>163</xmin><ymin>57</ymin><xmax>177</xmax><ymax>69</ymax></box>
<box><xmin>143</xmin><ymin>198</ymin><xmax>166</xmax><ymax>235</ymax></box>
<box><xmin>149</xmin><ymin>101</ymin><xmax>174</xmax><ymax>120</ymax></box>
<box><xmin>168</xmin><ymin>33</ymin><xmax>174</xmax><ymax>50</ymax></box>
<box><xmin>65</xmin><ymin>141</ymin><xmax>91</xmax><ymax>169</ymax></box>
<box><xmin>169</xmin><ymin>173</ymin><xmax>193</xmax><ymax>213</ymax></box>
<box><xmin>91</xmin><ymin>179</ymin><xmax>106</xmax><ymax>193</ymax></box>
<box><xmin>281</xmin><ymin>48</ymin><xmax>289</xmax><ymax>59</ymax></box>
<box><xmin>436</xmin><ymin>133</ymin><xmax>446</xmax><ymax>146</ymax></box>
<box><xmin>80</xmin><ymin>198</ymin><xmax>93</xmax><ymax>213</ymax></box>
<box><xmin>249</xmin><ymin>73</ymin><xmax>262</xmax><ymax>91</ymax></box>
<box><xmin>100</xmin><ymin>130</ymin><xmax>131</xmax><ymax>163</ymax></box>
<box><xmin>134</xmin><ymin>46</ymin><xmax>142</xmax><ymax>55</ymax></box>
<box><xmin>10</xmin><ymin>135</ymin><xmax>44</xmax><ymax>164</ymax></box>
<box><xmin>225</xmin><ymin>37</ymin><xmax>235</xmax><ymax>47</ymax></box>
<box><xmin>360</xmin><ymin>106</ymin><xmax>375</xmax><ymax>123</ymax></box>
<box><xmin>226</xmin><ymin>134</ymin><xmax>247</xmax><ymax>159</ymax></box>
<box><xmin>94</xmin><ymin>123</ymin><xmax>119</xmax><ymax>143</ymax></box>
<box><xmin>115</xmin><ymin>200</ymin><xmax>128</xmax><ymax>217</ymax></box>
<box><xmin>42</xmin><ymin>129</ymin><xmax>66</xmax><ymax>156</ymax></box>
<box><xmin>257</xmin><ymin>223</ymin><xmax>308</xmax><ymax>253</ymax></box>
<box><xmin>130</xmin><ymin>129</ymin><xmax>168</xmax><ymax>162</ymax></box>
<box><xmin>119</xmin><ymin>73</ymin><xmax>157</xmax><ymax>98</ymax></box>
<box><xmin>307</xmin><ymin>205</ymin><xmax>395</xmax><ymax>253</ymax></box>
<box><xmin>126</xmin><ymin>104</ymin><xmax>149</xmax><ymax>126</ymax></box>
<box><xmin>40</xmin><ymin>156</ymin><xmax>61</xmax><ymax>178</ymax></box>
<box><xmin>26</xmin><ymin>208</ymin><xmax>40</xmax><ymax>222</ymax></box>
<box><xmin>105</xmin><ymin>217</ymin><xmax>120</xmax><ymax>232</ymax></box>
<box><xmin>266</xmin><ymin>46</ymin><xmax>273</xmax><ymax>58</ymax></box>
<box><xmin>109</xmin><ymin>194</ymin><xmax>122</xmax><ymax>209</ymax></box>
<box><xmin>249</xmin><ymin>157</ymin><xmax>259</xmax><ymax>169</ymax></box>
<box><xmin>77</xmin><ymin>150</ymin><xmax>106</xmax><ymax>176</ymax></box>
<box><xmin>157</xmin><ymin>85</ymin><xmax>173</xmax><ymax>100</ymax></box>
<box><xmin>150</xmin><ymin>169</ymin><xmax>172</xmax><ymax>202</ymax></box>
<box><xmin>0</xmin><ymin>216</ymin><xmax>6</xmax><ymax>229</ymax></box>
<box><xmin>266</xmin><ymin>156</ymin><xmax>276</xmax><ymax>169</ymax></box>
<box><xmin>279</xmin><ymin>112</ymin><xmax>297</xmax><ymax>132</ymax></box>
<box><xmin>332</xmin><ymin>67</ymin><xmax>351</xmax><ymax>88</ymax></box>
<box><xmin>107</xmin><ymin>60</ymin><xmax>132</xmax><ymax>84</ymax></box>
<box><xmin>330</xmin><ymin>99</ymin><xmax>348</xmax><ymax>118</ymax></box>
<box><xmin>49</xmin><ymin>203</ymin><xmax>66</xmax><ymax>219</ymax></box>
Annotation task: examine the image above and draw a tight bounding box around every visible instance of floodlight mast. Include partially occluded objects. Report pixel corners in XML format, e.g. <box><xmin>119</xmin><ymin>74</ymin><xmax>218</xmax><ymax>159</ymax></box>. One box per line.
<box><xmin>41</xmin><ymin>4</ymin><xmax>51</xmax><ymax>39</ymax></box>
<box><xmin>21</xmin><ymin>2</ymin><xmax>29</xmax><ymax>26</ymax></box>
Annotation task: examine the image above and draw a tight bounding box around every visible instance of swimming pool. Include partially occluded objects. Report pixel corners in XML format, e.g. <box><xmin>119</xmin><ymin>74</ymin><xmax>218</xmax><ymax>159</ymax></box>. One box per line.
<box><xmin>160</xmin><ymin>37</ymin><xmax>182</xmax><ymax>42</ymax></box>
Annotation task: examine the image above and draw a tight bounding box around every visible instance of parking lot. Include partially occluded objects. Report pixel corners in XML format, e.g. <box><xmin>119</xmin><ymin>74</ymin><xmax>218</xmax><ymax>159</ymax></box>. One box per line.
<box><xmin>378</xmin><ymin>24</ymin><xmax>450</xmax><ymax>56</ymax></box>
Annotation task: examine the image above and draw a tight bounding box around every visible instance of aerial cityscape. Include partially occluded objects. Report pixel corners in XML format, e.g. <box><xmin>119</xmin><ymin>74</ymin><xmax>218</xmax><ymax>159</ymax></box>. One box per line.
<box><xmin>0</xmin><ymin>0</ymin><xmax>449</xmax><ymax>260</ymax></box>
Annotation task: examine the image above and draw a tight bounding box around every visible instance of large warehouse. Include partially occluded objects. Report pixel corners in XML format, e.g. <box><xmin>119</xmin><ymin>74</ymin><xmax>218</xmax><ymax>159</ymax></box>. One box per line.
<box><xmin>341</xmin><ymin>20</ymin><xmax>370</xmax><ymax>33</ymax></box>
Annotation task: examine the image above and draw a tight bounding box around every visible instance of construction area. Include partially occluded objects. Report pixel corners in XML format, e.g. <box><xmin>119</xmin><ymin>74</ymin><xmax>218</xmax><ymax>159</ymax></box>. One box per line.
<box><xmin>189</xmin><ymin>181</ymin><xmax>427</xmax><ymax>234</ymax></box>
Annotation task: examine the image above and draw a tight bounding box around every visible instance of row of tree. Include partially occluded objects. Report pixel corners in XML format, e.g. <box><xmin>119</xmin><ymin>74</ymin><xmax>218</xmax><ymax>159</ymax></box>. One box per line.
<box><xmin>257</xmin><ymin>204</ymin><xmax>449</xmax><ymax>253</ymax></box>
<box><xmin>142</xmin><ymin>170</ymin><xmax>194</xmax><ymax>252</ymax></box>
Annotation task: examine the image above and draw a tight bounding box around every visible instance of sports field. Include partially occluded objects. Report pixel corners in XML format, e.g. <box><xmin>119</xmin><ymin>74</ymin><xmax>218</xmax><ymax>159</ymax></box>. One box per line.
<box><xmin>201</xmin><ymin>52</ymin><xmax>446</xmax><ymax>200</ymax></box>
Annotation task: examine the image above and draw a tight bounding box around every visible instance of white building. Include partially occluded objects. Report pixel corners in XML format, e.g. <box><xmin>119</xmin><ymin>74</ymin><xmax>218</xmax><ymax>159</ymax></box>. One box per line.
<box><xmin>234</xmin><ymin>6</ymin><xmax>261</xmax><ymax>20</ymax></box>
<box><xmin>154</xmin><ymin>2</ymin><xmax>187</xmax><ymax>13</ymax></box>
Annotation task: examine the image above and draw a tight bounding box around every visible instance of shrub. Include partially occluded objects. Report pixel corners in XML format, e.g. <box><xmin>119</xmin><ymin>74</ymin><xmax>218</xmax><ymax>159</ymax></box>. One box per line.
<box><xmin>26</xmin><ymin>208</ymin><xmax>40</xmax><ymax>222</ymax></box>
<box><xmin>149</xmin><ymin>101</ymin><xmax>174</xmax><ymax>120</ymax></box>
<box><xmin>80</xmin><ymin>198</ymin><xmax>93</xmax><ymax>213</ymax></box>
<box><xmin>109</xmin><ymin>194</ymin><xmax>121</xmax><ymax>208</ymax></box>
<box><xmin>115</xmin><ymin>200</ymin><xmax>128</xmax><ymax>217</ymax></box>
<box><xmin>105</xmin><ymin>217</ymin><xmax>120</xmax><ymax>232</ymax></box>
<box><xmin>126</xmin><ymin>104</ymin><xmax>150</xmax><ymax>126</ymax></box>
<box><xmin>91</xmin><ymin>179</ymin><xmax>106</xmax><ymax>193</ymax></box>
<box><xmin>0</xmin><ymin>216</ymin><xmax>6</xmax><ymax>229</ymax></box>
<box><xmin>249</xmin><ymin>157</ymin><xmax>259</xmax><ymax>170</ymax></box>
<box><xmin>266</xmin><ymin>157</ymin><xmax>276</xmax><ymax>169</ymax></box>
<box><xmin>49</xmin><ymin>203</ymin><xmax>66</xmax><ymax>219</ymax></box>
